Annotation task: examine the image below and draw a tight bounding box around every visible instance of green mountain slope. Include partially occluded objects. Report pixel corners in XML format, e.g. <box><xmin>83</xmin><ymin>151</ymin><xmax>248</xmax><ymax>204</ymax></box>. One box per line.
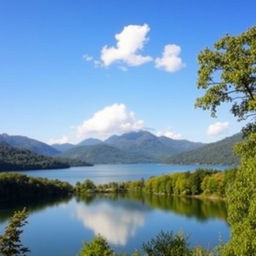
<box><xmin>0</xmin><ymin>133</ymin><xmax>60</xmax><ymax>156</ymax></box>
<box><xmin>0</xmin><ymin>143</ymin><xmax>69</xmax><ymax>171</ymax></box>
<box><xmin>61</xmin><ymin>143</ymin><xmax>153</xmax><ymax>164</ymax></box>
<box><xmin>52</xmin><ymin>143</ymin><xmax>75</xmax><ymax>152</ymax></box>
<box><xmin>105</xmin><ymin>131</ymin><xmax>204</xmax><ymax>160</ymax></box>
<box><xmin>165</xmin><ymin>133</ymin><xmax>242</xmax><ymax>165</ymax></box>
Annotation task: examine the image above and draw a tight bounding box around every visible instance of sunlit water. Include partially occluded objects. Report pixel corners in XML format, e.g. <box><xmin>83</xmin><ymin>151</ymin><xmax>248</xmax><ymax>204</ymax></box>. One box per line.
<box><xmin>0</xmin><ymin>194</ymin><xmax>229</xmax><ymax>256</ymax></box>
<box><xmin>16</xmin><ymin>163</ymin><xmax>229</xmax><ymax>185</ymax></box>
<box><xmin>0</xmin><ymin>164</ymin><xmax>230</xmax><ymax>255</ymax></box>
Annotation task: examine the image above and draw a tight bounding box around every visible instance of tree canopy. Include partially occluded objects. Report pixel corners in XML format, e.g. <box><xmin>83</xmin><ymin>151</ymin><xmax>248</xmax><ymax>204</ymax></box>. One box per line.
<box><xmin>196</xmin><ymin>26</ymin><xmax>256</xmax><ymax>134</ymax></box>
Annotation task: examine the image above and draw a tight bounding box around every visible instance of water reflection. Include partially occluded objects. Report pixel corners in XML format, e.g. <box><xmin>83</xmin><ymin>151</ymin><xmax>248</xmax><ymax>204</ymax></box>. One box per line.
<box><xmin>75</xmin><ymin>194</ymin><xmax>227</xmax><ymax>247</ymax></box>
<box><xmin>76</xmin><ymin>197</ymin><xmax>150</xmax><ymax>245</ymax></box>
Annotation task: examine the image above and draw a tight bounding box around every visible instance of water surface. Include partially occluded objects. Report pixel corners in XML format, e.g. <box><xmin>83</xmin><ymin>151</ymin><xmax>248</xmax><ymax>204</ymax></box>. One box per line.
<box><xmin>0</xmin><ymin>194</ymin><xmax>229</xmax><ymax>256</ymax></box>
<box><xmin>17</xmin><ymin>163</ymin><xmax>228</xmax><ymax>185</ymax></box>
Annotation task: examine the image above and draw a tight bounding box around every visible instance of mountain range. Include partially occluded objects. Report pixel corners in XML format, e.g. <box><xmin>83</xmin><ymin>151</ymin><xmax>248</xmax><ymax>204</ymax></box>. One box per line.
<box><xmin>165</xmin><ymin>133</ymin><xmax>242</xmax><ymax>165</ymax></box>
<box><xmin>0</xmin><ymin>131</ymin><xmax>242</xmax><ymax>165</ymax></box>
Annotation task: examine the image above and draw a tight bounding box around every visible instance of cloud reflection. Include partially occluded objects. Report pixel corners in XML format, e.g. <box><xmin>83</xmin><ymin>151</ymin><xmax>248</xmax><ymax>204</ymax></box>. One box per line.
<box><xmin>76</xmin><ymin>201</ymin><xmax>147</xmax><ymax>245</ymax></box>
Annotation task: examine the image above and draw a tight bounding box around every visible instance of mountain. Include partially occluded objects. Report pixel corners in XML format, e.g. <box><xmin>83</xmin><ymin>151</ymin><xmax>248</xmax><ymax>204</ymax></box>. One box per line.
<box><xmin>78</xmin><ymin>138</ymin><xmax>103</xmax><ymax>146</ymax></box>
<box><xmin>165</xmin><ymin>133</ymin><xmax>243</xmax><ymax>165</ymax></box>
<box><xmin>61</xmin><ymin>144</ymin><xmax>153</xmax><ymax>164</ymax></box>
<box><xmin>0</xmin><ymin>134</ymin><xmax>60</xmax><ymax>156</ymax></box>
<box><xmin>0</xmin><ymin>142</ymin><xmax>69</xmax><ymax>171</ymax></box>
<box><xmin>105</xmin><ymin>131</ymin><xmax>204</xmax><ymax>160</ymax></box>
<box><xmin>52</xmin><ymin>143</ymin><xmax>75</xmax><ymax>152</ymax></box>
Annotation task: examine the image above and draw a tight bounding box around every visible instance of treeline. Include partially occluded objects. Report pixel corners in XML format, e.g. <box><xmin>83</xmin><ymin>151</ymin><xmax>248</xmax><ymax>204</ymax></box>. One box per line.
<box><xmin>0</xmin><ymin>173</ymin><xmax>73</xmax><ymax>201</ymax></box>
<box><xmin>76</xmin><ymin>169</ymin><xmax>237</xmax><ymax>198</ymax></box>
<box><xmin>0</xmin><ymin>143</ymin><xmax>69</xmax><ymax>171</ymax></box>
<box><xmin>0</xmin><ymin>143</ymin><xmax>92</xmax><ymax>171</ymax></box>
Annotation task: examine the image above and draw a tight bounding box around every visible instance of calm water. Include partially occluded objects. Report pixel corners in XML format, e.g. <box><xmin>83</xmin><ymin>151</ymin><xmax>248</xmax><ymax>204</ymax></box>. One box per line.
<box><xmin>17</xmin><ymin>163</ymin><xmax>228</xmax><ymax>185</ymax></box>
<box><xmin>1</xmin><ymin>164</ymin><xmax>229</xmax><ymax>255</ymax></box>
<box><xmin>0</xmin><ymin>194</ymin><xmax>229</xmax><ymax>256</ymax></box>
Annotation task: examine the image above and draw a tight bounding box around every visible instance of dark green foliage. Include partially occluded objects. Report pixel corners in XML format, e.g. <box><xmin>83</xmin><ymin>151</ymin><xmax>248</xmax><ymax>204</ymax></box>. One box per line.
<box><xmin>166</xmin><ymin>133</ymin><xmax>242</xmax><ymax>165</ymax></box>
<box><xmin>0</xmin><ymin>133</ymin><xmax>60</xmax><ymax>156</ymax></box>
<box><xmin>79</xmin><ymin>235</ymin><xmax>113</xmax><ymax>256</ymax></box>
<box><xmin>76</xmin><ymin>179</ymin><xmax>96</xmax><ymax>194</ymax></box>
<box><xmin>142</xmin><ymin>231</ymin><xmax>190</xmax><ymax>256</ymax></box>
<box><xmin>0</xmin><ymin>208</ymin><xmax>29</xmax><ymax>256</ymax></box>
<box><xmin>0</xmin><ymin>143</ymin><xmax>70</xmax><ymax>171</ymax></box>
<box><xmin>0</xmin><ymin>173</ymin><xmax>73</xmax><ymax>201</ymax></box>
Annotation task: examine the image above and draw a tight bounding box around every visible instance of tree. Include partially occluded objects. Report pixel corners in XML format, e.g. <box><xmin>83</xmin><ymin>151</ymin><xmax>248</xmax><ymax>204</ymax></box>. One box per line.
<box><xmin>195</xmin><ymin>26</ymin><xmax>256</xmax><ymax>134</ymax></box>
<box><xmin>195</xmin><ymin>26</ymin><xmax>256</xmax><ymax>255</ymax></box>
<box><xmin>142</xmin><ymin>231</ymin><xmax>190</xmax><ymax>256</ymax></box>
<box><xmin>79</xmin><ymin>235</ymin><xmax>113</xmax><ymax>256</ymax></box>
<box><xmin>0</xmin><ymin>208</ymin><xmax>30</xmax><ymax>256</ymax></box>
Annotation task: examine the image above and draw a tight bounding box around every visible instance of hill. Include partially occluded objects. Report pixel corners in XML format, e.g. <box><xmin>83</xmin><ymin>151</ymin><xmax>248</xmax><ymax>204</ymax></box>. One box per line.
<box><xmin>61</xmin><ymin>143</ymin><xmax>153</xmax><ymax>164</ymax></box>
<box><xmin>105</xmin><ymin>131</ymin><xmax>204</xmax><ymax>160</ymax></box>
<box><xmin>165</xmin><ymin>133</ymin><xmax>242</xmax><ymax>165</ymax></box>
<box><xmin>0</xmin><ymin>143</ymin><xmax>69</xmax><ymax>171</ymax></box>
<box><xmin>52</xmin><ymin>143</ymin><xmax>75</xmax><ymax>152</ymax></box>
<box><xmin>0</xmin><ymin>134</ymin><xmax>60</xmax><ymax>156</ymax></box>
<box><xmin>78</xmin><ymin>138</ymin><xmax>103</xmax><ymax>146</ymax></box>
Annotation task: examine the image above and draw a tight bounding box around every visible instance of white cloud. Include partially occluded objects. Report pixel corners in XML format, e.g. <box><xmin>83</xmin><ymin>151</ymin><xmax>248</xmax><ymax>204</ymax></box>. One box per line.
<box><xmin>207</xmin><ymin>121</ymin><xmax>229</xmax><ymax>136</ymax></box>
<box><xmin>76</xmin><ymin>203</ymin><xmax>145</xmax><ymax>245</ymax></box>
<box><xmin>155</xmin><ymin>44</ymin><xmax>185</xmax><ymax>72</ymax></box>
<box><xmin>83</xmin><ymin>54</ymin><xmax>94</xmax><ymax>62</ymax></box>
<box><xmin>48</xmin><ymin>136</ymin><xmax>70</xmax><ymax>145</ymax></box>
<box><xmin>100</xmin><ymin>24</ymin><xmax>153</xmax><ymax>67</ymax></box>
<box><xmin>76</xmin><ymin>103</ymin><xmax>144</xmax><ymax>140</ymax></box>
<box><xmin>156</xmin><ymin>129</ymin><xmax>182</xmax><ymax>140</ymax></box>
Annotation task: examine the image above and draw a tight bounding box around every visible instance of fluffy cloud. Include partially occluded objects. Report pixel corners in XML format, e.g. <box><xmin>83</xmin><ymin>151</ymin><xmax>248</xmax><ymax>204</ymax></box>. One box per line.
<box><xmin>101</xmin><ymin>24</ymin><xmax>153</xmax><ymax>66</ymax></box>
<box><xmin>76</xmin><ymin>204</ymin><xmax>145</xmax><ymax>245</ymax></box>
<box><xmin>76</xmin><ymin>104</ymin><xmax>144</xmax><ymax>139</ymax></box>
<box><xmin>156</xmin><ymin>129</ymin><xmax>182</xmax><ymax>139</ymax></box>
<box><xmin>155</xmin><ymin>44</ymin><xmax>185</xmax><ymax>72</ymax></box>
<box><xmin>207</xmin><ymin>121</ymin><xmax>229</xmax><ymax>136</ymax></box>
<box><xmin>48</xmin><ymin>136</ymin><xmax>70</xmax><ymax>145</ymax></box>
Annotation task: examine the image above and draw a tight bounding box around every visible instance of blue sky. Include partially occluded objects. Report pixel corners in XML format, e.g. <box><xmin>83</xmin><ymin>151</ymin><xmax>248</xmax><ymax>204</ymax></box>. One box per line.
<box><xmin>0</xmin><ymin>0</ymin><xmax>255</xmax><ymax>144</ymax></box>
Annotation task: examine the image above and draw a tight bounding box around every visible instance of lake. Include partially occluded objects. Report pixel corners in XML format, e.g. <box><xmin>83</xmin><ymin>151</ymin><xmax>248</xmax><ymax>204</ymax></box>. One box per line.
<box><xmin>17</xmin><ymin>163</ymin><xmax>229</xmax><ymax>185</ymax></box>
<box><xmin>0</xmin><ymin>164</ymin><xmax>230</xmax><ymax>255</ymax></box>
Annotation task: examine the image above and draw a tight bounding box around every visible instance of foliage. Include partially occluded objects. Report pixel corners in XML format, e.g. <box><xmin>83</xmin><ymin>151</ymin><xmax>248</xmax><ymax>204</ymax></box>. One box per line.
<box><xmin>195</xmin><ymin>26</ymin><xmax>256</xmax><ymax>255</ymax></box>
<box><xmin>0</xmin><ymin>208</ymin><xmax>29</xmax><ymax>256</ymax></box>
<box><xmin>0</xmin><ymin>143</ymin><xmax>70</xmax><ymax>171</ymax></box>
<box><xmin>142</xmin><ymin>231</ymin><xmax>190</xmax><ymax>256</ymax></box>
<box><xmin>0</xmin><ymin>173</ymin><xmax>73</xmax><ymax>201</ymax></box>
<box><xmin>166</xmin><ymin>133</ymin><xmax>242</xmax><ymax>165</ymax></box>
<box><xmin>79</xmin><ymin>235</ymin><xmax>113</xmax><ymax>256</ymax></box>
<box><xmin>222</xmin><ymin>132</ymin><xmax>256</xmax><ymax>255</ymax></box>
<box><xmin>195</xmin><ymin>26</ymin><xmax>256</xmax><ymax>134</ymax></box>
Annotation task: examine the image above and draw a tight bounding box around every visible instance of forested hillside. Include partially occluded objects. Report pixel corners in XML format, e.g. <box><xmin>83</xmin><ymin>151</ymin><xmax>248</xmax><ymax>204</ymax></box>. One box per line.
<box><xmin>0</xmin><ymin>143</ymin><xmax>69</xmax><ymax>171</ymax></box>
<box><xmin>166</xmin><ymin>133</ymin><xmax>242</xmax><ymax>165</ymax></box>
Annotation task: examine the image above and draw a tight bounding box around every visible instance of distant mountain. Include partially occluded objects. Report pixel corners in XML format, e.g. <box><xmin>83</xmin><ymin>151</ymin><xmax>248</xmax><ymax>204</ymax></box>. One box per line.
<box><xmin>105</xmin><ymin>131</ymin><xmax>204</xmax><ymax>160</ymax></box>
<box><xmin>78</xmin><ymin>138</ymin><xmax>103</xmax><ymax>146</ymax></box>
<box><xmin>165</xmin><ymin>133</ymin><xmax>243</xmax><ymax>165</ymax></box>
<box><xmin>52</xmin><ymin>143</ymin><xmax>75</xmax><ymax>152</ymax></box>
<box><xmin>0</xmin><ymin>142</ymin><xmax>69</xmax><ymax>171</ymax></box>
<box><xmin>61</xmin><ymin>144</ymin><xmax>153</xmax><ymax>164</ymax></box>
<box><xmin>0</xmin><ymin>134</ymin><xmax>60</xmax><ymax>156</ymax></box>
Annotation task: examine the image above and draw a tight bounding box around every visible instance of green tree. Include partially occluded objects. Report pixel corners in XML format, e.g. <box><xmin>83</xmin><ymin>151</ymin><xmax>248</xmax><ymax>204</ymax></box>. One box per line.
<box><xmin>142</xmin><ymin>231</ymin><xmax>190</xmax><ymax>256</ymax></box>
<box><xmin>195</xmin><ymin>26</ymin><xmax>256</xmax><ymax>255</ymax></box>
<box><xmin>79</xmin><ymin>235</ymin><xmax>113</xmax><ymax>256</ymax></box>
<box><xmin>196</xmin><ymin>26</ymin><xmax>256</xmax><ymax>134</ymax></box>
<box><xmin>0</xmin><ymin>208</ymin><xmax>30</xmax><ymax>256</ymax></box>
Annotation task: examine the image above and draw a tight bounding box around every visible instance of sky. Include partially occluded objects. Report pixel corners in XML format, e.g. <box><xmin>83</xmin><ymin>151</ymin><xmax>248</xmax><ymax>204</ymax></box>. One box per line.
<box><xmin>0</xmin><ymin>0</ymin><xmax>255</xmax><ymax>144</ymax></box>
